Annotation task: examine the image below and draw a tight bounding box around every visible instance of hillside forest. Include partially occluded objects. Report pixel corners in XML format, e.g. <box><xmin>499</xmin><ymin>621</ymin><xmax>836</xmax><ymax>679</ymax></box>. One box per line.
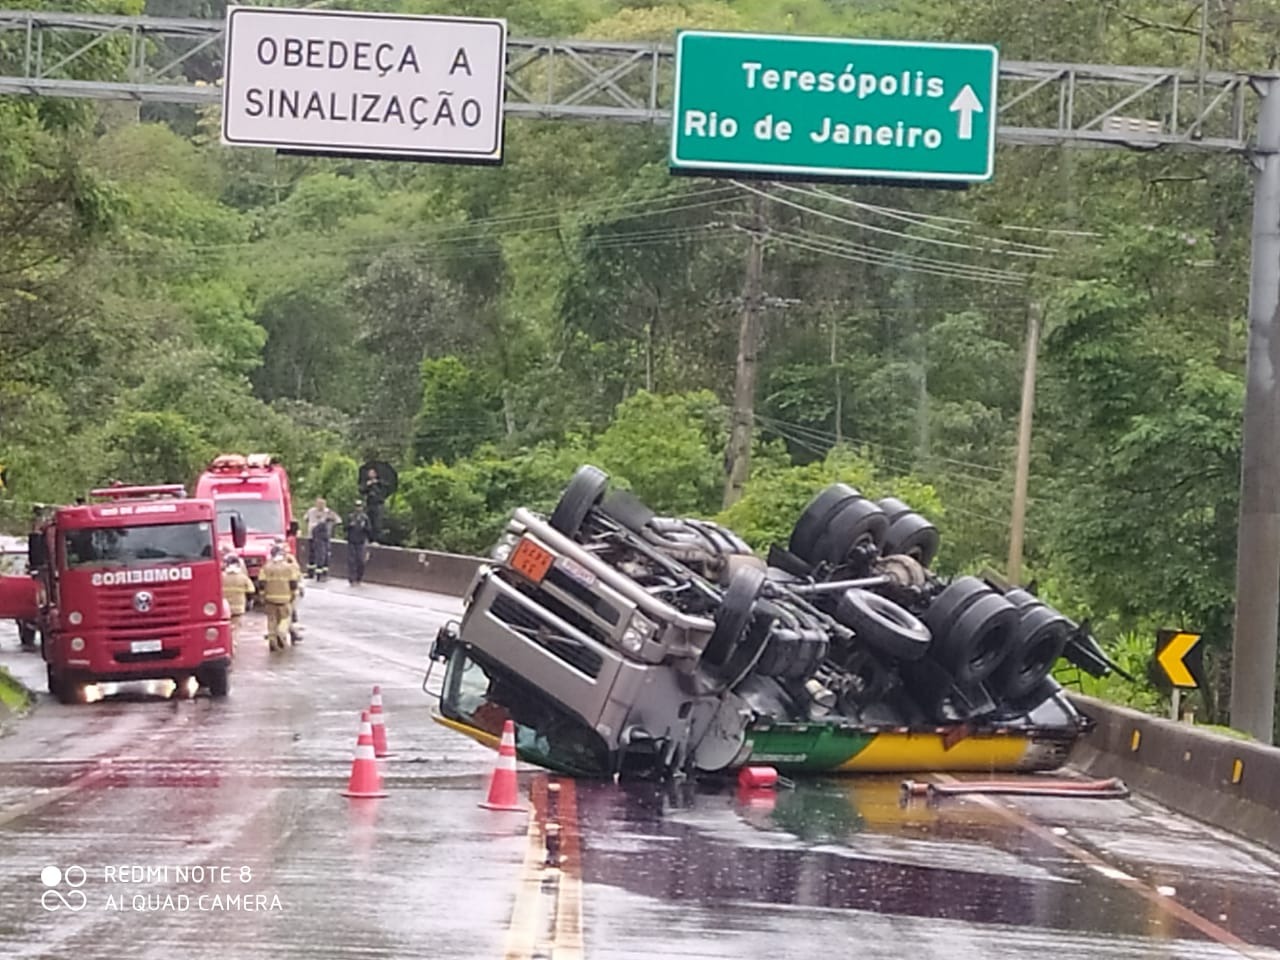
<box><xmin>3</xmin><ymin>0</ymin><xmax>1279</xmax><ymax>727</ymax></box>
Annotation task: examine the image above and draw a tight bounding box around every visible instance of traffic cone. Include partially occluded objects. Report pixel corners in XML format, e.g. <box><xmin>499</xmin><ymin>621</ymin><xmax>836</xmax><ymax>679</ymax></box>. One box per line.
<box><xmin>341</xmin><ymin>710</ymin><xmax>387</xmax><ymax>799</ymax></box>
<box><xmin>479</xmin><ymin>720</ymin><xmax>525</xmax><ymax>812</ymax></box>
<box><xmin>369</xmin><ymin>685</ymin><xmax>392</xmax><ymax>758</ymax></box>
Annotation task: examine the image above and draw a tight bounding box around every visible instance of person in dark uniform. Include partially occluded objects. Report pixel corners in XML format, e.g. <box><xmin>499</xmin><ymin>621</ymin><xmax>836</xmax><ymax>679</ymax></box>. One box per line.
<box><xmin>360</xmin><ymin>468</ymin><xmax>387</xmax><ymax>545</ymax></box>
<box><xmin>344</xmin><ymin>500</ymin><xmax>372</xmax><ymax>585</ymax></box>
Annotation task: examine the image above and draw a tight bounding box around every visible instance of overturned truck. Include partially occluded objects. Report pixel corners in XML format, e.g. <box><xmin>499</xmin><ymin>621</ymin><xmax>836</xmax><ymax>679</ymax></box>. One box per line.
<box><xmin>428</xmin><ymin>466</ymin><xmax>1120</xmax><ymax>779</ymax></box>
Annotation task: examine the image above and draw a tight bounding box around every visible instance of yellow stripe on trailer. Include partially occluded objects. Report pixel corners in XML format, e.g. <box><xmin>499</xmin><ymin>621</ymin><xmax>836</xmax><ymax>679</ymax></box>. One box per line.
<box><xmin>432</xmin><ymin>711</ymin><xmax>501</xmax><ymax>750</ymax></box>
<box><xmin>836</xmin><ymin>730</ymin><xmax>1033</xmax><ymax>773</ymax></box>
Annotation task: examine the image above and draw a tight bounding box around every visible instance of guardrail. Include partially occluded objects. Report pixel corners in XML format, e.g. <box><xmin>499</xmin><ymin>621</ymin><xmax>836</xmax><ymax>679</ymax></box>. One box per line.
<box><xmin>300</xmin><ymin>539</ymin><xmax>484</xmax><ymax>598</ymax></box>
<box><xmin>1070</xmin><ymin>694</ymin><xmax>1280</xmax><ymax>851</ymax></box>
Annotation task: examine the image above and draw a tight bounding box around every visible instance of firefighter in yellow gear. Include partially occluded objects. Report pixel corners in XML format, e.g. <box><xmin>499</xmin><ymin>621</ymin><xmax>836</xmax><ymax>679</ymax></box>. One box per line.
<box><xmin>260</xmin><ymin>547</ymin><xmax>297</xmax><ymax>651</ymax></box>
<box><xmin>274</xmin><ymin>537</ymin><xmax>304</xmax><ymax>643</ymax></box>
<box><xmin>221</xmin><ymin>554</ymin><xmax>255</xmax><ymax>635</ymax></box>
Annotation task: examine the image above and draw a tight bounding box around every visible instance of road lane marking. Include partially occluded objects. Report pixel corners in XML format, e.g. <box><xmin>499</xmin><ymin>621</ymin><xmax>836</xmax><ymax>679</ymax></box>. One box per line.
<box><xmin>504</xmin><ymin>777</ymin><xmax>548</xmax><ymax>960</ymax></box>
<box><xmin>934</xmin><ymin>773</ymin><xmax>1269</xmax><ymax>959</ymax></box>
<box><xmin>503</xmin><ymin>776</ymin><xmax>584</xmax><ymax>960</ymax></box>
<box><xmin>552</xmin><ymin>779</ymin><xmax>584</xmax><ymax>960</ymax></box>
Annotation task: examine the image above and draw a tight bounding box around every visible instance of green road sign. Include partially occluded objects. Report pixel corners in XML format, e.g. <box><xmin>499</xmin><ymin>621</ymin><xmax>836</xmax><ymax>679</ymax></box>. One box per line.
<box><xmin>670</xmin><ymin>30</ymin><xmax>999</xmax><ymax>184</ymax></box>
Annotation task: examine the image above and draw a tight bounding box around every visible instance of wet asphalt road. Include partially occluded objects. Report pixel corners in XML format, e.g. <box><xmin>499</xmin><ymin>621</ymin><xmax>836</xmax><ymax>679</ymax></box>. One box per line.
<box><xmin>2</xmin><ymin>582</ymin><xmax>1279</xmax><ymax>960</ymax></box>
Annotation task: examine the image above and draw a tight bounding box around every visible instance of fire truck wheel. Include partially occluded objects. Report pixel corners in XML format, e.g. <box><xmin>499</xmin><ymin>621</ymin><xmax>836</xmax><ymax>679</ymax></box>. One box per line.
<box><xmin>836</xmin><ymin>588</ymin><xmax>932</xmax><ymax>661</ymax></box>
<box><xmin>202</xmin><ymin>664</ymin><xmax>230</xmax><ymax>698</ymax></box>
<box><xmin>549</xmin><ymin>465</ymin><xmax>609</xmax><ymax>538</ymax></box>
<box><xmin>47</xmin><ymin>666</ymin><xmax>80</xmax><ymax>705</ymax></box>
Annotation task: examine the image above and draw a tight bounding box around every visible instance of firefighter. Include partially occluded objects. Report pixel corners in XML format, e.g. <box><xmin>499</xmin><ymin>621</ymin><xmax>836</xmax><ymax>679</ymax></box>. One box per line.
<box><xmin>344</xmin><ymin>500</ymin><xmax>372</xmax><ymax>586</ymax></box>
<box><xmin>304</xmin><ymin>497</ymin><xmax>340</xmax><ymax>580</ymax></box>
<box><xmin>274</xmin><ymin>537</ymin><xmax>304</xmax><ymax>643</ymax></box>
<box><xmin>221</xmin><ymin>553</ymin><xmax>255</xmax><ymax>635</ymax></box>
<box><xmin>260</xmin><ymin>545</ymin><xmax>297</xmax><ymax>651</ymax></box>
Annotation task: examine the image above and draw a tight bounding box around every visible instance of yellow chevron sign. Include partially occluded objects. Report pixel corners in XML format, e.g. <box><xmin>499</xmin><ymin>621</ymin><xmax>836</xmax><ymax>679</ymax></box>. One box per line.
<box><xmin>1156</xmin><ymin>631</ymin><xmax>1202</xmax><ymax>689</ymax></box>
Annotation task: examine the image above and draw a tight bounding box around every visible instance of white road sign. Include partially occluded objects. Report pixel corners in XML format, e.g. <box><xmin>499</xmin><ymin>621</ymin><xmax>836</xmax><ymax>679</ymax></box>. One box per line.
<box><xmin>221</xmin><ymin>6</ymin><xmax>506</xmax><ymax>162</ymax></box>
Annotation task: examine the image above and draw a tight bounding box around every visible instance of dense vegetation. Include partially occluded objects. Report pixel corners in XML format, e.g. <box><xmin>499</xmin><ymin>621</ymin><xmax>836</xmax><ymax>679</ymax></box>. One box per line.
<box><xmin>2</xmin><ymin>0</ymin><xmax>1277</xmax><ymax>727</ymax></box>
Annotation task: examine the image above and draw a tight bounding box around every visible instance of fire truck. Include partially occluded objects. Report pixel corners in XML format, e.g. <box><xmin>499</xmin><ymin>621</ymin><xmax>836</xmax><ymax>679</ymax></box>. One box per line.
<box><xmin>193</xmin><ymin>454</ymin><xmax>297</xmax><ymax>593</ymax></box>
<box><xmin>28</xmin><ymin>485</ymin><xmax>244</xmax><ymax>703</ymax></box>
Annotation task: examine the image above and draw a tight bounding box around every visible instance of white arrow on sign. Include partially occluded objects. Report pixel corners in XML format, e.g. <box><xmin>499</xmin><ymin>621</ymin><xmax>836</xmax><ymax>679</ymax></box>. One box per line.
<box><xmin>949</xmin><ymin>84</ymin><xmax>984</xmax><ymax>141</ymax></box>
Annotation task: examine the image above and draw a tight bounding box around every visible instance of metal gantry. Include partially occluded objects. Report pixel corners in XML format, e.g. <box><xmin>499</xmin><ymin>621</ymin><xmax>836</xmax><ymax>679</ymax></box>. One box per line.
<box><xmin>0</xmin><ymin>10</ymin><xmax>1263</xmax><ymax>151</ymax></box>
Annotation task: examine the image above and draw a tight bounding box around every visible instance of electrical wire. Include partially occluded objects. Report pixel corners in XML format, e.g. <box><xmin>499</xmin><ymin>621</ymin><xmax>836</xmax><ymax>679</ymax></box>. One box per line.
<box><xmin>773</xmin><ymin>233</ymin><xmax>1029</xmax><ymax>286</ymax></box>
<box><xmin>785</xmin><ymin>228</ymin><xmax>1029</xmax><ymax>283</ymax></box>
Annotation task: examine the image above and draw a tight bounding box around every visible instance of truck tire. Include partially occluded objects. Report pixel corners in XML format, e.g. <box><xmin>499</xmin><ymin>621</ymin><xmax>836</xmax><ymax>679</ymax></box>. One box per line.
<box><xmin>789</xmin><ymin>484</ymin><xmax>859</xmax><ymax>565</ymax></box>
<box><xmin>836</xmin><ymin>588</ymin><xmax>932</xmax><ymax>661</ymax></box>
<box><xmin>814</xmin><ymin>497</ymin><xmax>889</xmax><ymax>566</ymax></box>
<box><xmin>880</xmin><ymin>512</ymin><xmax>940</xmax><ymax>568</ymax></box>
<box><xmin>549</xmin><ymin>465</ymin><xmax>609</xmax><ymax>538</ymax></box>
<box><xmin>993</xmin><ymin>602</ymin><xmax>1071</xmax><ymax>701</ymax></box>
<box><xmin>48</xmin><ymin>666</ymin><xmax>79</xmax><ymax>705</ymax></box>
<box><xmin>935</xmin><ymin>592</ymin><xmax>1018</xmax><ymax>685</ymax></box>
<box><xmin>922</xmin><ymin>576</ymin><xmax>988</xmax><ymax>638</ymax></box>
<box><xmin>703</xmin><ymin>566</ymin><xmax>765</xmax><ymax>668</ymax></box>
<box><xmin>202</xmin><ymin>664</ymin><xmax>230</xmax><ymax>698</ymax></box>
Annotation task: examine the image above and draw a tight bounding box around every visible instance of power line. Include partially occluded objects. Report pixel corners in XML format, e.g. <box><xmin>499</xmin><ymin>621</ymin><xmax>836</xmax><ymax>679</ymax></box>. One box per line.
<box><xmin>773</xmin><ymin>233</ymin><xmax>1029</xmax><ymax>286</ymax></box>
<box><xmin>785</xmin><ymin>228</ymin><xmax>1029</xmax><ymax>283</ymax></box>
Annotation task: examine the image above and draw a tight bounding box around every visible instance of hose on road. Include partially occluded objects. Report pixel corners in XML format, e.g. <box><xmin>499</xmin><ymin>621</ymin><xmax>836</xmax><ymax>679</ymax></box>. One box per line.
<box><xmin>901</xmin><ymin>776</ymin><xmax>1130</xmax><ymax>801</ymax></box>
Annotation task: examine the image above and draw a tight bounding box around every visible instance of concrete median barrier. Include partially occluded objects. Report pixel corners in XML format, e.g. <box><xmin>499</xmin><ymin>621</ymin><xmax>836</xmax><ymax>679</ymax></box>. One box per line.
<box><xmin>299</xmin><ymin>539</ymin><xmax>483</xmax><ymax>596</ymax></box>
<box><xmin>1069</xmin><ymin>694</ymin><xmax>1280</xmax><ymax>851</ymax></box>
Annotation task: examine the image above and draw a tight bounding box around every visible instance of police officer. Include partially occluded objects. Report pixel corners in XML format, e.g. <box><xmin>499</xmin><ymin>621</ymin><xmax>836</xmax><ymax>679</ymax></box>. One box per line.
<box><xmin>260</xmin><ymin>545</ymin><xmax>297</xmax><ymax>651</ymax></box>
<box><xmin>360</xmin><ymin>469</ymin><xmax>387</xmax><ymax>545</ymax></box>
<box><xmin>344</xmin><ymin>499</ymin><xmax>371</xmax><ymax>586</ymax></box>
<box><xmin>221</xmin><ymin>553</ymin><xmax>255</xmax><ymax>636</ymax></box>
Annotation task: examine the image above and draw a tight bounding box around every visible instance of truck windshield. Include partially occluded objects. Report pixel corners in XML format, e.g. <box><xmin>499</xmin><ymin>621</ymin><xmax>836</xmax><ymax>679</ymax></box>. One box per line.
<box><xmin>215</xmin><ymin>500</ymin><xmax>284</xmax><ymax>535</ymax></box>
<box><xmin>441</xmin><ymin>647</ymin><xmax>610</xmax><ymax>777</ymax></box>
<box><xmin>64</xmin><ymin>522</ymin><xmax>214</xmax><ymax>569</ymax></box>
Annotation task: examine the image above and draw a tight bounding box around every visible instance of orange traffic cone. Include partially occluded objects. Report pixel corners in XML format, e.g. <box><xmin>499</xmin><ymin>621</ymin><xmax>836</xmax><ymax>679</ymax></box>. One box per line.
<box><xmin>479</xmin><ymin>719</ymin><xmax>525</xmax><ymax>812</ymax></box>
<box><xmin>341</xmin><ymin>710</ymin><xmax>387</xmax><ymax>799</ymax></box>
<box><xmin>369</xmin><ymin>685</ymin><xmax>392</xmax><ymax>758</ymax></box>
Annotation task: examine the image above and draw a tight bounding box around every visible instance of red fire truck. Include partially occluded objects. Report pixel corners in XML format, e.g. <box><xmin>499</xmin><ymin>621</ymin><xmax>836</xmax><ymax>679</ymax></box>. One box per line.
<box><xmin>28</xmin><ymin>485</ymin><xmax>244</xmax><ymax>703</ymax></box>
<box><xmin>193</xmin><ymin>454</ymin><xmax>297</xmax><ymax>593</ymax></box>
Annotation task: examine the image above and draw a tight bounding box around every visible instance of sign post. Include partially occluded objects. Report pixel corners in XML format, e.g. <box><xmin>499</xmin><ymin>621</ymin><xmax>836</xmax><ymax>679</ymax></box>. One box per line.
<box><xmin>221</xmin><ymin>6</ymin><xmax>506</xmax><ymax>163</ymax></box>
<box><xmin>670</xmin><ymin>30</ymin><xmax>999</xmax><ymax>184</ymax></box>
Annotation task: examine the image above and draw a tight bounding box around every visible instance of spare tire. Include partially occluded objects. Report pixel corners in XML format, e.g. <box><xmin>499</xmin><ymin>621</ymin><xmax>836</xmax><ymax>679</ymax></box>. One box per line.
<box><xmin>837</xmin><ymin>588</ymin><xmax>932</xmax><ymax>661</ymax></box>
<box><xmin>549</xmin><ymin>465</ymin><xmax>608</xmax><ymax>538</ymax></box>
<box><xmin>881</xmin><ymin>512</ymin><xmax>940</xmax><ymax>567</ymax></box>
<box><xmin>789</xmin><ymin>484</ymin><xmax>860</xmax><ymax>564</ymax></box>
<box><xmin>702</xmin><ymin>565</ymin><xmax>765</xmax><ymax>667</ymax></box>
<box><xmin>994</xmin><ymin>602</ymin><xmax>1071</xmax><ymax>700</ymax></box>
<box><xmin>935</xmin><ymin>591</ymin><xmax>1018</xmax><ymax>685</ymax></box>
<box><xmin>815</xmin><ymin>497</ymin><xmax>889</xmax><ymax>566</ymax></box>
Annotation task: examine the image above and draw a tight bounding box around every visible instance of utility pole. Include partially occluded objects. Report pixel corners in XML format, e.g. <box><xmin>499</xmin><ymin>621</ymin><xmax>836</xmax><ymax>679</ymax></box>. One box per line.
<box><xmin>831</xmin><ymin>317</ymin><xmax>842</xmax><ymax>446</ymax></box>
<box><xmin>1231</xmin><ymin>79</ymin><xmax>1280</xmax><ymax>744</ymax></box>
<box><xmin>723</xmin><ymin>191</ymin><xmax>766</xmax><ymax>508</ymax></box>
<box><xmin>1007</xmin><ymin>302</ymin><xmax>1042</xmax><ymax>586</ymax></box>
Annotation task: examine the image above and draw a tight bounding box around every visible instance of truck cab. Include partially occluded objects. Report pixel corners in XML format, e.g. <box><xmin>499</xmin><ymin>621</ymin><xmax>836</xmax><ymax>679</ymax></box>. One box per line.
<box><xmin>30</xmin><ymin>485</ymin><xmax>240</xmax><ymax>703</ymax></box>
<box><xmin>193</xmin><ymin>454</ymin><xmax>297</xmax><ymax>590</ymax></box>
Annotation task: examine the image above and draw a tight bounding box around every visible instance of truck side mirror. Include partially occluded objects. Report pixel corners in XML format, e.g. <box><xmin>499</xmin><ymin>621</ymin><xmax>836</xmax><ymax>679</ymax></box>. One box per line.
<box><xmin>27</xmin><ymin>533</ymin><xmax>46</xmax><ymax>571</ymax></box>
<box><xmin>230</xmin><ymin>513</ymin><xmax>247</xmax><ymax>549</ymax></box>
<box><xmin>288</xmin><ymin>520</ymin><xmax>299</xmax><ymax>537</ymax></box>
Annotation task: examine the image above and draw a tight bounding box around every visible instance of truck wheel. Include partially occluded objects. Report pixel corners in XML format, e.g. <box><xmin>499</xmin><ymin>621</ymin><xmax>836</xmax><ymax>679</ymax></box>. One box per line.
<box><xmin>203</xmin><ymin>664</ymin><xmax>230</xmax><ymax>699</ymax></box>
<box><xmin>815</xmin><ymin>497</ymin><xmax>889</xmax><ymax>567</ymax></box>
<box><xmin>788</xmin><ymin>484</ymin><xmax>859</xmax><ymax>565</ymax></box>
<box><xmin>48</xmin><ymin>666</ymin><xmax>79</xmax><ymax>705</ymax></box>
<box><xmin>922</xmin><ymin>576</ymin><xmax>988</xmax><ymax>638</ymax></box>
<box><xmin>935</xmin><ymin>592</ymin><xmax>1019</xmax><ymax>685</ymax></box>
<box><xmin>880</xmin><ymin>512</ymin><xmax>940</xmax><ymax>567</ymax></box>
<box><xmin>837</xmin><ymin>588</ymin><xmax>932</xmax><ymax>661</ymax></box>
<box><xmin>703</xmin><ymin>566</ymin><xmax>765</xmax><ymax>667</ymax></box>
<box><xmin>994</xmin><ymin>603</ymin><xmax>1071</xmax><ymax>701</ymax></box>
<box><xmin>549</xmin><ymin>465</ymin><xmax>609</xmax><ymax>538</ymax></box>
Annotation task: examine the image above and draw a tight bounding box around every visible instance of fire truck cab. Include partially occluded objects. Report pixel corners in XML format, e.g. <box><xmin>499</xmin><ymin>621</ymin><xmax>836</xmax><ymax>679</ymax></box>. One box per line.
<box><xmin>28</xmin><ymin>485</ymin><xmax>242</xmax><ymax>703</ymax></box>
<box><xmin>193</xmin><ymin>454</ymin><xmax>297</xmax><ymax>592</ymax></box>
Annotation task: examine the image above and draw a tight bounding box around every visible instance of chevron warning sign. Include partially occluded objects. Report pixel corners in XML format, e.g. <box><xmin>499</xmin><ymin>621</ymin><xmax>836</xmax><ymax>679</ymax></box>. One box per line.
<box><xmin>1155</xmin><ymin>629</ymin><xmax>1204</xmax><ymax>690</ymax></box>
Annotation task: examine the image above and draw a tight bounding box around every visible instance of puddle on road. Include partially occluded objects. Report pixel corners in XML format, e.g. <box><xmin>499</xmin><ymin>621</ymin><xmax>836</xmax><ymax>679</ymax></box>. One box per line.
<box><xmin>573</xmin><ymin>778</ymin><xmax>1280</xmax><ymax>952</ymax></box>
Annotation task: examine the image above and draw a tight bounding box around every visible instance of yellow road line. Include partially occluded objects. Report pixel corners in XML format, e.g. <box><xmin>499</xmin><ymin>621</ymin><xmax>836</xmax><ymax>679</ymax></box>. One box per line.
<box><xmin>503</xmin><ymin>777</ymin><xmax>547</xmax><ymax>960</ymax></box>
